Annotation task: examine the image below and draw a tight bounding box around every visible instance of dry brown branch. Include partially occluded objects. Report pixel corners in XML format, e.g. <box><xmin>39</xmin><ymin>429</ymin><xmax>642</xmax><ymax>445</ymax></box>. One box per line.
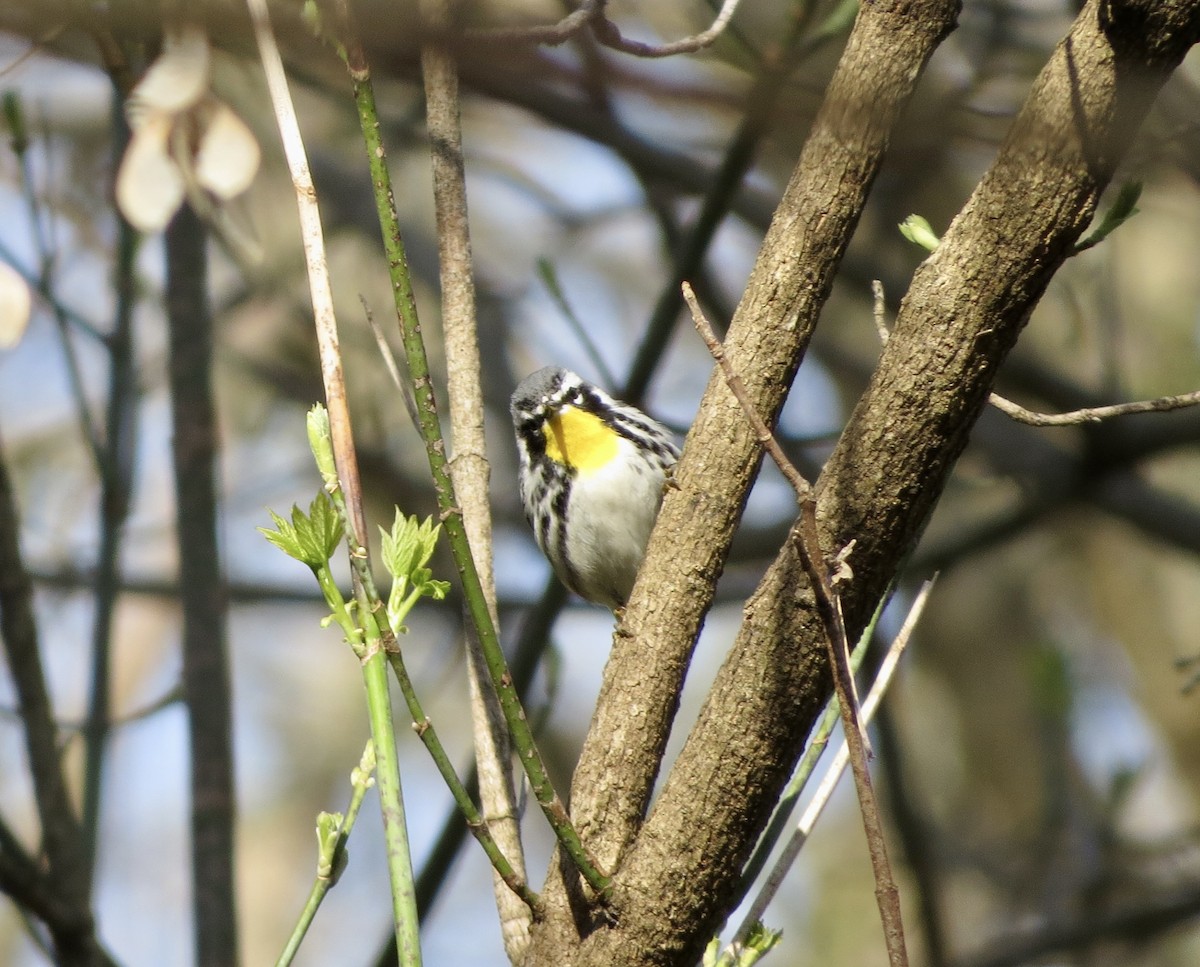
<box><xmin>686</xmin><ymin>282</ymin><xmax>908</xmax><ymax>967</ymax></box>
<box><xmin>989</xmin><ymin>388</ymin><xmax>1200</xmax><ymax>425</ymax></box>
<box><xmin>729</xmin><ymin>579</ymin><xmax>934</xmax><ymax>960</ymax></box>
<box><xmin>873</xmin><ymin>268</ymin><xmax>1200</xmax><ymax>429</ymax></box>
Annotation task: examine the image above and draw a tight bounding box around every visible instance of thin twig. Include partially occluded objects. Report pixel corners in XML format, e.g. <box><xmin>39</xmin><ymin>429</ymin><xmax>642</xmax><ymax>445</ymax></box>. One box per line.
<box><xmin>467</xmin><ymin>0</ymin><xmax>743</xmax><ymax>54</ymax></box>
<box><xmin>872</xmin><ymin>279</ymin><xmax>1200</xmax><ymax>428</ymax></box>
<box><xmin>0</xmin><ymin>685</ymin><xmax>183</xmax><ymax>732</ymax></box>
<box><xmin>6</xmin><ymin>95</ymin><xmax>104</xmax><ymax>466</ymax></box>
<box><xmin>726</xmin><ymin>580</ymin><xmax>933</xmax><ymax>963</ymax></box>
<box><xmin>537</xmin><ymin>258</ymin><xmax>617</xmax><ymax>389</ymax></box>
<box><xmin>989</xmin><ymin>389</ymin><xmax>1200</xmax><ymax>426</ymax></box>
<box><xmin>466</xmin><ymin>0</ymin><xmax>600</xmax><ymax>45</ymax></box>
<box><xmin>362</xmin><ymin>296</ymin><xmax>420</xmax><ymax>432</ymax></box>
<box><xmin>735</xmin><ymin>587</ymin><xmax>889</xmax><ymax>898</ymax></box>
<box><xmin>687</xmin><ymin>281</ymin><xmax>910</xmax><ymax>967</ymax></box>
<box><xmin>276</xmin><ymin>742</ymin><xmax>378</xmax><ymax>967</ymax></box>
<box><xmin>685</xmin><ymin>283</ymin><xmax>810</xmax><ymax>499</ymax></box>
<box><xmin>592</xmin><ymin>0</ymin><xmax>744</xmax><ymax>57</ymax></box>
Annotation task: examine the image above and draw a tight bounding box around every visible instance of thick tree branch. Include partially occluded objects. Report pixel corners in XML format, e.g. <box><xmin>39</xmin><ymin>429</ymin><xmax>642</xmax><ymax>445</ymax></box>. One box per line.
<box><xmin>524</xmin><ymin>1</ymin><xmax>963</xmax><ymax>963</ymax></box>
<box><xmin>532</xmin><ymin>1</ymin><xmax>1200</xmax><ymax>967</ymax></box>
<box><xmin>573</xmin><ymin>3</ymin><xmax>1200</xmax><ymax>966</ymax></box>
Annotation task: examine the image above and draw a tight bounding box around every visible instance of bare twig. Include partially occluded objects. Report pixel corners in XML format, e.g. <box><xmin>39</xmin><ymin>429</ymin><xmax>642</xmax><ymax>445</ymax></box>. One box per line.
<box><xmin>726</xmin><ymin>580</ymin><xmax>933</xmax><ymax>963</ymax></box>
<box><xmin>537</xmin><ymin>259</ymin><xmax>617</xmax><ymax>389</ymax></box>
<box><xmin>362</xmin><ymin>296</ymin><xmax>420</xmax><ymax>432</ymax></box>
<box><xmin>685</xmin><ymin>283</ymin><xmax>810</xmax><ymax>497</ymax></box>
<box><xmin>467</xmin><ymin>0</ymin><xmax>600</xmax><ymax>45</ymax></box>
<box><xmin>871</xmin><ymin>279</ymin><xmax>1200</xmax><ymax>428</ymax></box>
<box><xmin>468</xmin><ymin>0</ymin><xmax>742</xmax><ymax>56</ymax></box>
<box><xmin>592</xmin><ymin>0</ymin><xmax>744</xmax><ymax>58</ymax></box>
<box><xmin>687</xmin><ymin>280</ymin><xmax>909</xmax><ymax>967</ymax></box>
<box><xmin>0</xmin><ymin>685</ymin><xmax>183</xmax><ymax>732</ymax></box>
<box><xmin>989</xmin><ymin>388</ymin><xmax>1200</xmax><ymax>426</ymax></box>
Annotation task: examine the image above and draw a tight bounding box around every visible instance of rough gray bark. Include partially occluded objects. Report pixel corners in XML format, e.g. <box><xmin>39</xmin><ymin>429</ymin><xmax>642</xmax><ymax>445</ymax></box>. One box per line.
<box><xmin>525</xmin><ymin>1</ymin><xmax>1200</xmax><ymax>965</ymax></box>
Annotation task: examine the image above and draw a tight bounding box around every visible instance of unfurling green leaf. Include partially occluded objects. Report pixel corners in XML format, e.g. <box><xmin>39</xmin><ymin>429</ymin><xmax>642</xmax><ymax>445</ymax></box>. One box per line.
<box><xmin>380</xmin><ymin>511</ymin><xmax>449</xmax><ymax>627</ymax></box>
<box><xmin>258</xmin><ymin>491</ymin><xmax>343</xmax><ymax>569</ymax></box>
<box><xmin>381</xmin><ymin>513</ymin><xmax>443</xmax><ymax>587</ymax></box>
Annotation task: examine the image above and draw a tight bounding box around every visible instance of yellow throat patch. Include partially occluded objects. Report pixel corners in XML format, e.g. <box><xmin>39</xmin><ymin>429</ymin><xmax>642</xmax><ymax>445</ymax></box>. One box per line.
<box><xmin>544</xmin><ymin>406</ymin><xmax>618</xmax><ymax>472</ymax></box>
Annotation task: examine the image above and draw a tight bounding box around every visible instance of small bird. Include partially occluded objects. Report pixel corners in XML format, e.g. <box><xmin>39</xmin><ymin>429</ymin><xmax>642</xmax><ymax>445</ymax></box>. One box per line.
<box><xmin>510</xmin><ymin>366</ymin><xmax>679</xmax><ymax>610</ymax></box>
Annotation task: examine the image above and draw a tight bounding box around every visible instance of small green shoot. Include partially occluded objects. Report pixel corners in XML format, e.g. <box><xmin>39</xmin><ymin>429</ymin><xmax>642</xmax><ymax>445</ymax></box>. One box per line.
<box><xmin>380</xmin><ymin>511</ymin><xmax>450</xmax><ymax>631</ymax></box>
<box><xmin>706</xmin><ymin>923</ymin><xmax>783</xmax><ymax>967</ymax></box>
<box><xmin>277</xmin><ymin>739</ymin><xmax>379</xmax><ymax>967</ymax></box>
<box><xmin>306</xmin><ymin>404</ymin><xmax>339</xmax><ymax>492</ymax></box>
<box><xmin>1073</xmin><ymin>180</ymin><xmax>1142</xmax><ymax>254</ymax></box>
<box><xmin>899</xmin><ymin>214</ymin><xmax>940</xmax><ymax>252</ymax></box>
<box><xmin>315</xmin><ymin>812</ymin><xmax>346</xmax><ymax>882</ymax></box>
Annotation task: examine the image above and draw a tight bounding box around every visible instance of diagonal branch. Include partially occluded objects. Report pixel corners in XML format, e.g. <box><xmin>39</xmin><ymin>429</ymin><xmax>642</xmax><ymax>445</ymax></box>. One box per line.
<box><xmin>688</xmin><ymin>284</ymin><xmax>908</xmax><ymax>965</ymax></box>
<box><xmin>518</xmin><ymin>2</ymin><xmax>1200</xmax><ymax>965</ymax></box>
<box><xmin>564</xmin><ymin>0</ymin><xmax>961</xmax><ymax>886</ymax></box>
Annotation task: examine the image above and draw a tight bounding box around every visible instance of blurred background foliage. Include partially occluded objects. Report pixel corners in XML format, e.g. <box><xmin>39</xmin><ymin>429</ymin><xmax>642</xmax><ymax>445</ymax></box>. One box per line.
<box><xmin>1</xmin><ymin>0</ymin><xmax>1200</xmax><ymax>965</ymax></box>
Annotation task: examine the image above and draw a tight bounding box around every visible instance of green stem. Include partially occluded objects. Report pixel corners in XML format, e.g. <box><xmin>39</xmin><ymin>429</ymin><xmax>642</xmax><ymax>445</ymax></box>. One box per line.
<box><xmin>331</xmin><ymin>1</ymin><xmax>610</xmax><ymax>896</ymax></box>
<box><xmin>246</xmin><ymin>0</ymin><xmax>422</xmax><ymax>957</ymax></box>
<box><xmin>316</xmin><ymin>476</ymin><xmax>422</xmax><ymax>965</ymax></box>
<box><xmin>384</xmin><ymin>648</ymin><xmax>542</xmax><ymax>915</ymax></box>
<box><xmin>314</xmin><ymin>563</ymin><xmax>362</xmax><ymax>652</ymax></box>
<box><xmin>361</xmin><ymin>642</ymin><xmax>421</xmax><ymax>966</ymax></box>
<box><xmin>315</xmin><ymin>462</ymin><xmax>538</xmax><ymax>913</ymax></box>
<box><xmin>276</xmin><ymin>744</ymin><xmax>376</xmax><ymax>967</ymax></box>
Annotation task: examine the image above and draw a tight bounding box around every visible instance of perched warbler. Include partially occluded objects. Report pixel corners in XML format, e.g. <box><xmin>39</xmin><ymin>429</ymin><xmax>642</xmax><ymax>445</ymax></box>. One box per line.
<box><xmin>510</xmin><ymin>366</ymin><xmax>679</xmax><ymax>610</ymax></box>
